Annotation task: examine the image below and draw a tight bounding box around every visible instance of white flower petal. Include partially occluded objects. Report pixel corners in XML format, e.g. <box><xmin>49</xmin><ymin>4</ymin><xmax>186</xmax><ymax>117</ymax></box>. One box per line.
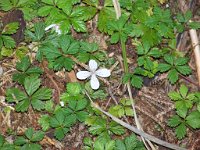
<box><xmin>96</xmin><ymin>69</ymin><xmax>111</xmax><ymax>77</ymax></box>
<box><xmin>90</xmin><ymin>74</ymin><xmax>100</xmax><ymax>90</ymax></box>
<box><xmin>76</xmin><ymin>71</ymin><xmax>91</xmax><ymax>80</ymax></box>
<box><xmin>55</xmin><ymin>26</ymin><xmax>62</xmax><ymax>35</ymax></box>
<box><xmin>45</xmin><ymin>24</ymin><xmax>56</xmax><ymax>31</ymax></box>
<box><xmin>60</xmin><ymin>101</ymin><xmax>64</xmax><ymax>107</ymax></box>
<box><xmin>89</xmin><ymin>60</ymin><xmax>98</xmax><ymax>72</ymax></box>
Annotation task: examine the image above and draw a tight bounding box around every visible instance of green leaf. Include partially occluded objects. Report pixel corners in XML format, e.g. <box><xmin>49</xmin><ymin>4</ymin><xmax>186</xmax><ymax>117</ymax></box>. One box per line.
<box><xmin>176</xmin><ymin>65</ymin><xmax>192</xmax><ymax>75</ymax></box>
<box><xmin>38</xmin><ymin>6</ymin><xmax>53</xmax><ymax>17</ymax></box>
<box><xmin>105</xmin><ymin>140</ymin><xmax>115</xmax><ymax>150</ymax></box>
<box><xmin>175</xmin><ymin>123</ymin><xmax>186</xmax><ymax>139</ymax></box>
<box><xmin>6</xmin><ymin>88</ymin><xmax>27</xmax><ymax>103</ymax></box>
<box><xmin>0</xmin><ymin>0</ymin><xmax>13</xmax><ymax>11</ymax></box>
<box><xmin>31</xmin><ymin>99</ymin><xmax>45</xmax><ymax>110</ymax></box>
<box><xmin>130</xmin><ymin>75</ymin><xmax>143</xmax><ymax>89</ymax></box>
<box><xmin>31</xmin><ymin>131</ymin><xmax>44</xmax><ymax>142</ymax></box>
<box><xmin>34</xmin><ymin>22</ymin><xmax>45</xmax><ymax>41</ymax></box>
<box><xmin>25</xmin><ymin>128</ymin><xmax>34</xmax><ymax>140</ymax></box>
<box><xmin>24</xmin><ymin>76</ymin><xmax>40</xmax><ymax>96</ymax></box>
<box><xmin>14</xmin><ymin>137</ymin><xmax>27</xmax><ymax>146</ymax></box>
<box><xmin>110</xmin><ymin>32</ymin><xmax>120</xmax><ymax>44</ymax></box>
<box><xmin>67</xmin><ymin>82</ymin><xmax>82</xmax><ymax>96</ymax></box>
<box><xmin>164</xmin><ymin>54</ymin><xmax>174</xmax><ymax>65</ymax></box>
<box><xmin>124</xmin><ymin>134</ymin><xmax>138</xmax><ymax>150</ymax></box>
<box><xmin>158</xmin><ymin>63</ymin><xmax>171</xmax><ymax>72</ymax></box>
<box><xmin>188</xmin><ymin>22</ymin><xmax>200</xmax><ymax>29</ymax></box>
<box><xmin>75</xmin><ymin>99</ymin><xmax>88</xmax><ymax>111</ymax></box>
<box><xmin>15</xmin><ymin>98</ymin><xmax>30</xmax><ymax>112</ymax></box>
<box><xmin>80</xmin><ymin>42</ymin><xmax>98</xmax><ymax>52</ymax></box>
<box><xmin>174</xmin><ymin>57</ymin><xmax>188</xmax><ymax>66</ymax></box>
<box><xmin>1</xmin><ymin>47</ymin><xmax>13</xmax><ymax>57</ymax></box>
<box><xmin>109</xmin><ymin>121</ymin><xmax>124</xmax><ymax>135</ymax></box>
<box><xmin>168</xmin><ymin>115</ymin><xmax>181</xmax><ymax>127</ymax></box>
<box><xmin>38</xmin><ymin>115</ymin><xmax>50</xmax><ymax>131</ymax></box>
<box><xmin>2</xmin><ymin>22</ymin><xmax>19</xmax><ymax>34</ymax></box>
<box><xmin>184</xmin><ymin>10</ymin><xmax>192</xmax><ymax>22</ymax></box>
<box><xmin>186</xmin><ymin>111</ymin><xmax>200</xmax><ymax>129</ymax></box>
<box><xmin>168</xmin><ymin>69</ymin><xmax>178</xmax><ymax>84</ymax></box>
<box><xmin>168</xmin><ymin>91</ymin><xmax>182</xmax><ymax>101</ymax></box>
<box><xmin>54</xmin><ymin>127</ymin><xmax>69</xmax><ymax>140</ymax></box>
<box><xmin>71</xmin><ymin>19</ymin><xmax>87</xmax><ymax>32</ymax></box>
<box><xmin>2</xmin><ymin>35</ymin><xmax>16</xmax><ymax>48</ymax></box>
<box><xmin>76</xmin><ymin>111</ymin><xmax>88</xmax><ymax>122</ymax></box>
<box><xmin>32</xmin><ymin>88</ymin><xmax>52</xmax><ymax>100</ymax></box>
<box><xmin>179</xmin><ymin>84</ymin><xmax>188</xmax><ymax>98</ymax></box>
<box><xmin>115</xmin><ymin>140</ymin><xmax>126</xmax><ymax>150</ymax></box>
<box><xmin>16</xmin><ymin>56</ymin><xmax>31</xmax><ymax>72</ymax></box>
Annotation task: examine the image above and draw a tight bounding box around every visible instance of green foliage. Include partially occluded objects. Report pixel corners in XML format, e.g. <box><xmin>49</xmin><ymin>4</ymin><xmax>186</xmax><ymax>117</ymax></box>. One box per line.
<box><xmin>14</xmin><ymin>128</ymin><xmax>44</xmax><ymax>150</ymax></box>
<box><xmin>109</xmin><ymin>98</ymin><xmax>134</xmax><ymax>117</ymax></box>
<box><xmin>158</xmin><ymin>54</ymin><xmax>191</xmax><ymax>84</ymax></box>
<box><xmin>84</xmin><ymin>82</ymin><xmax>108</xmax><ymax>100</ymax></box>
<box><xmin>122</xmin><ymin>73</ymin><xmax>143</xmax><ymax>89</ymax></box>
<box><xmin>168</xmin><ymin>85</ymin><xmax>200</xmax><ymax>139</ymax></box>
<box><xmin>0</xmin><ymin>134</ymin><xmax>15</xmax><ymax>150</ymax></box>
<box><xmin>13</xmin><ymin>56</ymin><xmax>43</xmax><ymax>84</ymax></box>
<box><xmin>85</xmin><ymin>115</ymin><xmax>125</xmax><ymax>141</ymax></box>
<box><xmin>176</xmin><ymin>10</ymin><xmax>200</xmax><ymax>32</ymax></box>
<box><xmin>39</xmin><ymin>98</ymin><xmax>88</xmax><ymax>140</ymax></box>
<box><xmin>0</xmin><ymin>22</ymin><xmax>19</xmax><ymax>57</ymax></box>
<box><xmin>115</xmin><ymin>134</ymin><xmax>145</xmax><ymax>150</ymax></box>
<box><xmin>0</xmin><ymin>0</ymin><xmax>38</xmax><ymax>20</ymax></box>
<box><xmin>6</xmin><ymin>76</ymin><xmax>52</xmax><ymax>112</ymax></box>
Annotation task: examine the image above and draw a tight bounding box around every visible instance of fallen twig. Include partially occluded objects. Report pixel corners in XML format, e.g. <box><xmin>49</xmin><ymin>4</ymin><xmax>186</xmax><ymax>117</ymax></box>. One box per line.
<box><xmin>85</xmin><ymin>91</ymin><xmax>186</xmax><ymax>150</ymax></box>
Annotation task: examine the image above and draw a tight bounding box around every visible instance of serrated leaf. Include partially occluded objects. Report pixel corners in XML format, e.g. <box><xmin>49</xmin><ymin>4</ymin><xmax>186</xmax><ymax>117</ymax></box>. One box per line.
<box><xmin>30</xmin><ymin>131</ymin><xmax>44</xmax><ymax>142</ymax></box>
<box><xmin>38</xmin><ymin>115</ymin><xmax>50</xmax><ymax>131</ymax></box>
<box><xmin>71</xmin><ymin>19</ymin><xmax>87</xmax><ymax>32</ymax></box>
<box><xmin>176</xmin><ymin>65</ymin><xmax>191</xmax><ymax>75</ymax></box>
<box><xmin>2</xmin><ymin>35</ymin><xmax>16</xmax><ymax>48</ymax></box>
<box><xmin>130</xmin><ymin>75</ymin><xmax>143</xmax><ymax>89</ymax></box>
<box><xmin>14</xmin><ymin>137</ymin><xmax>27</xmax><ymax>146</ymax></box>
<box><xmin>15</xmin><ymin>98</ymin><xmax>30</xmax><ymax>112</ymax></box>
<box><xmin>25</xmin><ymin>128</ymin><xmax>34</xmax><ymax>140</ymax></box>
<box><xmin>168</xmin><ymin>115</ymin><xmax>181</xmax><ymax>127</ymax></box>
<box><xmin>188</xmin><ymin>22</ymin><xmax>200</xmax><ymax>29</ymax></box>
<box><xmin>24</xmin><ymin>76</ymin><xmax>40</xmax><ymax>96</ymax></box>
<box><xmin>38</xmin><ymin>6</ymin><xmax>53</xmax><ymax>17</ymax></box>
<box><xmin>32</xmin><ymin>88</ymin><xmax>52</xmax><ymax>100</ymax></box>
<box><xmin>186</xmin><ymin>111</ymin><xmax>200</xmax><ymax>129</ymax></box>
<box><xmin>164</xmin><ymin>54</ymin><xmax>174</xmax><ymax>65</ymax></box>
<box><xmin>31</xmin><ymin>99</ymin><xmax>45</xmax><ymax>110</ymax></box>
<box><xmin>179</xmin><ymin>84</ymin><xmax>188</xmax><ymax>98</ymax></box>
<box><xmin>168</xmin><ymin>91</ymin><xmax>182</xmax><ymax>101</ymax></box>
<box><xmin>67</xmin><ymin>82</ymin><xmax>81</xmax><ymax>96</ymax></box>
<box><xmin>110</xmin><ymin>32</ymin><xmax>120</xmax><ymax>44</ymax></box>
<box><xmin>105</xmin><ymin>140</ymin><xmax>115</xmax><ymax>150</ymax></box>
<box><xmin>76</xmin><ymin>111</ymin><xmax>88</xmax><ymax>122</ymax></box>
<box><xmin>175</xmin><ymin>123</ymin><xmax>186</xmax><ymax>139</ymax></box>
<box><xmin>2</xmin><ymin>22</ymin><xmax>19</xmax><ymax>34</ymax></box>
<box><xmin>6</xmin><ymin>88</ymin><xmax>27</xmax><ymax>103</ymax></box>
<box><xmin>16</xmin><ymin>56</ymin><xmax>31</xmax><ymax>72</ymax></box>
<box><xmin>109</xmin><ymin>121</ymin><xmax>124</xmax><ymax>135</ymax></box>
<box><xmin>174</xmin><ymin>57</ymin><xmax>188</xmax><ymax>66</ymax></box>
<box><xmin>168</xmin><ymin>69</ymin><xmax>178</xmax><ymax>84</ymax></box>
<box><xmin>115</xmin><ymin>140</ymin><xmax>126</xmax><ymax>150</ymax></box>
<box><xmin>54</xmin><ymin>127</ymin><xmax>69</xmax><ymax>140</ymax></box>
<box><xmin>124</xmin><ymin>134</ymin><xmax>138</xmax><ymax>150</ymax></box>
<box><xmin>158</xmin><ymin>63</ymin><xmax>171</xmax><ymax>72</ymax></box>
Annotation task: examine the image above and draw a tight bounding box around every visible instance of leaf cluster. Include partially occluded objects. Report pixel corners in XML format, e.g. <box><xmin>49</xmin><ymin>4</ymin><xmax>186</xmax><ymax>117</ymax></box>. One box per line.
<box><xmin>14</xmin><ymin>128</ymin><xmax>44</xmax><ymax>150</ymax></box>
<box><xmin>109</xmin><ymin>98</ymin><xmax>134</xmax><ymax>117</ymax></box>
<box><xmin>6</xmin><ymin>76</ymin><xmax>52</xmax><ymax>112</ymax></box>
<box><xmin>13</xmin><ymin>56</ymin><xmax>43</xmax><ymax>84</ymax></box>
<box><xmin>0</xmin><ymin>22</ymin><xmax>19</xmax><ymax>57</ymax></box>
<box><xmin>158</xmin><ymin>54</ymin><xmax>191</xmax><ymax>84</ymax></box>
<box><xmin>168</xmin><ymin>85</ymin><xmax>200</xmax><ymax>139</ymax></box>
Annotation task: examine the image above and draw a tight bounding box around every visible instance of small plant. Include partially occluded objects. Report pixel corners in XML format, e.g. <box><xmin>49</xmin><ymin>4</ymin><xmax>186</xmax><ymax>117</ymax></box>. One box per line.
<box><xmin>0</xmin><ymin>134</ymin><xmax>15</xmax><ymax>150</ymax></box>
<box><xmin>6</xmin><ymin>76</ymin><xmax>52</xmax><ymax>112</ymax></box>
<box><xmin>13</xmin><ymin>56</ymin><xmax>43</xmax><ymax>84</ymax></box>
<box><xmin>85</xmin><ymin>115</ymin><xmax>125</xmax><ymax>141</ymax></box>
<box><xmin>158</xmin><ymin>54</ymin><xmax>191</xmax><ymax>84</ymax></box>
<box><xmin>115</xmin><ymin>134</ymin><xmax>145</xmax><ymax>150</ymax></box>
<box><xmin>109</xmin><ymin>98</ymin><xmax>134</xmax><ymax>117</ymax></box>
<box><xmin>168</xmin><ymin>85</ymin><xmax>200</xmax><ymax>139</ymax></box>
<box><xmin>14</xmin><ymin>128</ymin><xmax>44</xmax><ymax>150</ymax></box>
<box><xmin>0</xmin><ymin>22</ymin><xmax>19</xmax><ymax>58</ymax></box>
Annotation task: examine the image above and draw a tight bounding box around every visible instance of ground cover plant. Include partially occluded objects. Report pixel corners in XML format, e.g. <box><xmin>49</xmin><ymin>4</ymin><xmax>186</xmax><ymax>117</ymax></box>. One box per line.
<box><xmin>0</xmin><ymin>0</ymin><xmax>200</xmax><ymax>149</ymax></box>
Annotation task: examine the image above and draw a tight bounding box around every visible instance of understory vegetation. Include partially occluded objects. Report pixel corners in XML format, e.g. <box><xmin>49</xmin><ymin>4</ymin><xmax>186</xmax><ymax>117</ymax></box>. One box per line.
<box><xmin>0</xmin><ymin>0</ymin><xmax>200</xmax><ymax>150</ymax></box>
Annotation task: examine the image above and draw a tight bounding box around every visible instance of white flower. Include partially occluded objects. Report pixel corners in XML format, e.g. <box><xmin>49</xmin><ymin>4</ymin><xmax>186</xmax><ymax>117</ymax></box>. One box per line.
<box><xmin>60</xmin><ymin>101</ymin><xmax>65</xmax><ymax>107</ymax></box>
<box><xmin>76</xmin><ymin>60</ymin><xmax>111</xmax><ymax>90</ymax></box>
<box><xmin>45</xmin><ymin>24</ymin><xmax>61</xmax><ymax>35</ymax></box>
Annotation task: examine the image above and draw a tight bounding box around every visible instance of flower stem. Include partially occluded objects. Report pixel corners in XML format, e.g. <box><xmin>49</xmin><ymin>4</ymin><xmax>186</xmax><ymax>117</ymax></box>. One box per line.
<box><xmin>120</xmin><ymin>39</ymin><xmax>129</xmax><ymax>73</ymax></box>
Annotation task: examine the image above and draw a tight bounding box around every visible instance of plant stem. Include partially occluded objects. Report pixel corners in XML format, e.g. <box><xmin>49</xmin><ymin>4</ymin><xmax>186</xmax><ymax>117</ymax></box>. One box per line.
<box><xmin>120</xmin><ymin>39</ymin><xmax>129</xmax><ymax>73</ymax></box>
